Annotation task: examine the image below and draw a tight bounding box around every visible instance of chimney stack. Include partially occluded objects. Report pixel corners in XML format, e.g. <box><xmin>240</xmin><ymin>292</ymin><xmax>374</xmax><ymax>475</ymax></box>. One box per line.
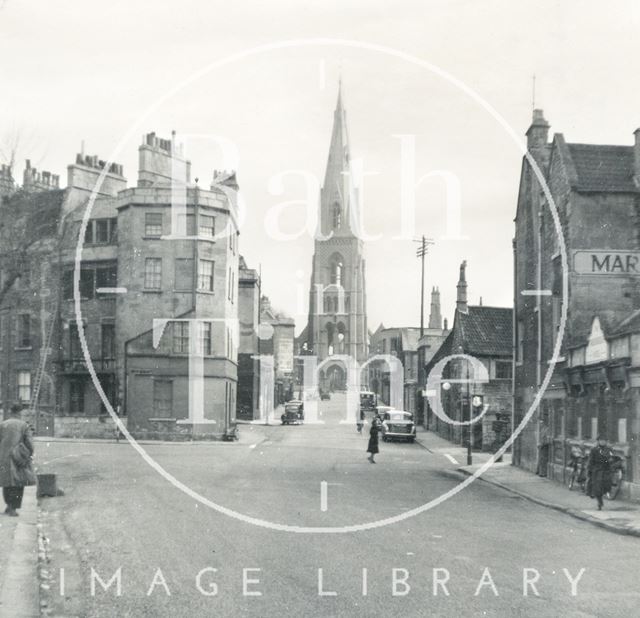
<box><xmin>526</xmin><ymin>109</ymin><xmax>550</xmax><ymax>150</ymax></box>
<box><xmin>634</xmin><ymin>129</ymin><xmax>640</xmax><ymax>187</ymax></box>
<box><xmin>456</xmin><ymin>260</ymin><xmax>468</xmax><ymax>314</ymax></box>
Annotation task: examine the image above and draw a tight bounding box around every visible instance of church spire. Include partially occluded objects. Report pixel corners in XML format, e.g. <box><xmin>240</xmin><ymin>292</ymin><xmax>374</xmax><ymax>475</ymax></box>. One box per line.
<box><xmin>319</xmin><ymin>81</ymin><xmax>357</xmax><ymax>238</ymax></box>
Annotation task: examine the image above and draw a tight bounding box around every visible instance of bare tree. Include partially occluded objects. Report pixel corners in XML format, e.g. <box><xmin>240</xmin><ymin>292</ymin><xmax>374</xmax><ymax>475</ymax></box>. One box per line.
<box><xmin>0</xmin><ymin>128</ymin><xmax>21</xmax><ymax>178</ymax></box>
<box><xmin>0</xmin><ymin>189</ymin><xmax>62</xmax><ymax>306</ymax></box>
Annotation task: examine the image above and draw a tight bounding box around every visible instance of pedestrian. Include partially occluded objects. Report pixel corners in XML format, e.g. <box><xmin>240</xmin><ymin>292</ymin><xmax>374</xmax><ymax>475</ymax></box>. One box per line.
<box><xmin>536</xmin><ymin>413</ymin><xmax>550</xmax><ymax>477</ymax></box>
<box><xmin>0</xmin><ymin>403</ymin><xmax>37</xmax><ymax>517</ymax></box>
<box><xmin>367</xmin><ymin>414</ymin><xmax>382</xmax><ymax>463</ymax></box>
<box><xmin>356</xmin><ymin>409</ymin><xmax>364</xmax><ymax>433</ymax></box>
<box><xmin>587</xmin><ymin>435</ymin><xmax>613</xmax><ymax>511</ymax></box>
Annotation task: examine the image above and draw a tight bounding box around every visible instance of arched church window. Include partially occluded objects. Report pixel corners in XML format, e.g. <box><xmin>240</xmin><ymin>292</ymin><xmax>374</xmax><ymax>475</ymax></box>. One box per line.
<box><xmin>326</xmin><ymin>322</ymin><xmax>335</xmax><ymax>346</ymax></box>
<box><xmin>345</xmin><ymin>296</ymin><xmax>350</xmax><ymax>312</ymax></box>
<box><xmin>332</xmin><ymin>202</ymin><xmax>341</xmax><ymax>229</ymax></box>
<box><xmin>330</xmin><ymin>260</ymin><xmax>343</xmax><ymax>286</ymax></box>
<box><xmin>323</xmin><ymin>295</ymin><xmax>330</xmax><ymax>313</ymax></box>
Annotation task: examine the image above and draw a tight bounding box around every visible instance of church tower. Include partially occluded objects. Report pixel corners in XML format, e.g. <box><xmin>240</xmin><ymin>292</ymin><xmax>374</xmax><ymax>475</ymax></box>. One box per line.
<box><xmin>303</xmin><ymin>84</ymin><xmax>369</xmax><ymax>378</ymax></box>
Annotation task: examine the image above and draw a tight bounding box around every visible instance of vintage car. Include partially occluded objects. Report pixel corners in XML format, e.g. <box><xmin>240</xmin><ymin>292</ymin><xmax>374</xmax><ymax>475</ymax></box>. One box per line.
<box><xmin>320</xmin><ymin>391</ymin><xmax>331</xmax><ymax>401</ymax></box>
<box><xmin>381</xmin><ymin>410</ymin><xmax>416</xmax><ymax>442</ymax></box>
<box><xmin>281</xmin><ymin>400</ymin><xmax>304</xmax><ymax>425</ymax></box>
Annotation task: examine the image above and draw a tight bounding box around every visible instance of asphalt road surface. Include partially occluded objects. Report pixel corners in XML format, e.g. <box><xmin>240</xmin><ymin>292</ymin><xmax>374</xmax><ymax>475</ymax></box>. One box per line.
<box><xmin>36</xmin><ymin>395</ymin><xmax>640</xmax><ymax>617</ymax></box>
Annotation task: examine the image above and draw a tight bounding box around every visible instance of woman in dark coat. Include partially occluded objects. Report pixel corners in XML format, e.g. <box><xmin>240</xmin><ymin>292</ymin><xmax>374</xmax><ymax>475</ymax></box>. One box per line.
<box><xmin>0</xmin><ymin>404</ymin><xmax>36</xmax><ymax>516</ymax></box>
<box><xmin>587</xmin><ymin>436</ymin><xmax>613</xmax><ymax>511</ymax></box>
<box><xmin>367</xmin><ymin>414</ymin><xmax>382</xmax><ymax>463</ymax></box>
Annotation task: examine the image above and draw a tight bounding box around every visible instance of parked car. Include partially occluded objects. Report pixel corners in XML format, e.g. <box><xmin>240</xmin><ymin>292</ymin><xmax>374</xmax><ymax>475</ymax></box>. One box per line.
<box><xmin>381</xmin><ymin>410</ymin><xmax>416</xmax><ymax>442</ymax></box>
<box><xmin>320</xmin><ymin>391</ymin><xmax>331</xmax><ymax>401</ymax></box>
<box><xmin>281</xmin><ymin>400</ymin><xmax>304</xmax><ymax>425</ymax></box>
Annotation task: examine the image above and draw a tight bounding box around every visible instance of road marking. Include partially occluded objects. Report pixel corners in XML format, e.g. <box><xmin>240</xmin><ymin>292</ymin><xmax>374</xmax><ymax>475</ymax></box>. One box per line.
<box><xmin>249</xmin><ymin>444</ymin><xmax>257</xmax><ymax>449</ymax></box>
<box><xmin>320</xmin><ymin>481</ymin><xmax>328</xmax><ymax>512</ymax></box>
<box><xmin>521</xmin><ymin>289</ymin><xmax>552</xmax><ymax>296</ymax></box>
<box><xmin>444</xmin><ymin>454</ymin><xmax>459</xmax><ymax>465</ymax></box>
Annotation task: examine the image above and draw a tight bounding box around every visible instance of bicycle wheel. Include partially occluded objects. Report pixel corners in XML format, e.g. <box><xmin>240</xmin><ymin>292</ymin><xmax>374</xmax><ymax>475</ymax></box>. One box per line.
<box><xmin>607</xmin><ymin>470</ymin><xmax>623</xmax><ymax>500</ymax></box>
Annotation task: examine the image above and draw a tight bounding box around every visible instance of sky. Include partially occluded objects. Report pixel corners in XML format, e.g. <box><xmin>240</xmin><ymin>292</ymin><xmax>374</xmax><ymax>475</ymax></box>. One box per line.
<box><xmin>1</xmin><ymin>0</ymin><xmax>639</xmax><ymax>335</ymax></box>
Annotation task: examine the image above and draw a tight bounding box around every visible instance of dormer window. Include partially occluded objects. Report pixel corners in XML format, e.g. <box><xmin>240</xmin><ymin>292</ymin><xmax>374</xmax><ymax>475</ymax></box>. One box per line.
<box><xmin>332</xmin><ymin>202</ymin><xmax>341</xmax><ymax>229</ymax></box>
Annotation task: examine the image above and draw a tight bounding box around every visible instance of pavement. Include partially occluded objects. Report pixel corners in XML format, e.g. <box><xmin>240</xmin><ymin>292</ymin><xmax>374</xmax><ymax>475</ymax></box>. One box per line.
<box><xmin>415</xmin><ymin>427</ymin><xmax>640</xmax><ymax>538</ymax></box>
<box><xmin>0</xmin><ymin>486</ymin><xmax>39</xmax><ymax>617</ymax></box>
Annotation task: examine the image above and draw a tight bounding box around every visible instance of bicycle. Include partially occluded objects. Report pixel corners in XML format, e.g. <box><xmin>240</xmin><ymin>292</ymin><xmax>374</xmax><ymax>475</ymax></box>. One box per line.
<box><xmin>568</xmin><ymin>448</ymin><xmax>588</xmax><ymax>492</ymax></box>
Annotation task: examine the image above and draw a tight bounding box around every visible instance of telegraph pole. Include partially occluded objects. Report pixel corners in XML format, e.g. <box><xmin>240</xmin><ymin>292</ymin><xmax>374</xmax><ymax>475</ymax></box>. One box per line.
<box><xmin>414</xmin><ymin>236</ymin><xmax>434</xmax><ymax>338</ymax></box>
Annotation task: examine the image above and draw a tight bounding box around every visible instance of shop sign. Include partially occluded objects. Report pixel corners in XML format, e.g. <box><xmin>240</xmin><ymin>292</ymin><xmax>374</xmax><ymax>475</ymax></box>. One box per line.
<box><xmin>574</xmin><ymin>250</ymin><xmax>640</xmax><ymax>275</ymax></box>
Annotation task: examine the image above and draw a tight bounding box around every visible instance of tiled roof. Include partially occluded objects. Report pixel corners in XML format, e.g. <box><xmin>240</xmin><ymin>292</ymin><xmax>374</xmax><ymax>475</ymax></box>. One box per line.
<box><xmin>458</xmin><ymin>306</ymin><xmax>513</xmax><ymax>357</ymax></box>
<box><xmin>425</xmin><ymin>329</ymin><xmax>454</xmax><ymax>370</ymax></box>
<box><xmin>567</xmin><ymin>144</ymin><xmax>637</xmax><ymax>193</ymax></box>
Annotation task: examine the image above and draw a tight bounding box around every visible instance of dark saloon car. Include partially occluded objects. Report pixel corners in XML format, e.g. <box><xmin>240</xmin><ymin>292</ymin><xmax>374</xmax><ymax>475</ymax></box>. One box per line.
<box><xmin>381</xmin><ymin>410</ymin><xmax>416</xmax><ymax>443</ymax></box>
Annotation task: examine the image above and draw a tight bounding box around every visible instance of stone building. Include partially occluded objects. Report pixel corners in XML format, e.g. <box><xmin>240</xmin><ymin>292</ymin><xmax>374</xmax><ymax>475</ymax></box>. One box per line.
<box><xmin>299</xmin><ymin>84</ymin><xmax>369</xmax><ymax>392</ymax></box>
<box><xmin>369</xmin><ymin>325</ymin><xmax>420</xmax><ymax>410</ymax></box>
<box><xmin>1</xmin><ymin>134</ymin><xmax>241</xmax><ymax>440</ymax></box>
<box><xmin>0</xmin><ymin>169</ymin><xmax>65</xmax><ymax>432</ymax></box>
<box><xmin>513</xmin><ymin>110</ymin><xmax>640</xmax><ymax>498</ymax></box>
<box><xmin>425</xmin><ymin>262</ymin><xmax>512</xmax><ymax>451</ymax></box>
<box><xmin>260</xmin><ymin>296</ymin><xmax>295</xmax><ymax>406</ymax></box>
<box><xmin>236</xmin><ymin>256</ymin><xmax>261</xmax><ymax>421</ymax></box>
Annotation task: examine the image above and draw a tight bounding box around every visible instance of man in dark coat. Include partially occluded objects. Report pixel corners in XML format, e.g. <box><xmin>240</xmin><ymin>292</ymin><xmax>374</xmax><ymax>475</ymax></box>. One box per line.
<box><xmin>0</xmin><ymin>404</ymin><xmax>36</xmax><ymax>516</ymax></box>
<box><xmin>367</xmin><ymin>414</ymin><xmax>382</xmax><ymax>463</ymax></box>
<box><xmin>587</xmin><ymin>435</ymin><xmax>613</xmax><ymax>511</ymax></box>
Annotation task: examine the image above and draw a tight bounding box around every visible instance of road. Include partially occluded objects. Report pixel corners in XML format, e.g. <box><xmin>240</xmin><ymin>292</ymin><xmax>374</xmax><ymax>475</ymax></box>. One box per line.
<box><xmin>36</xmin><ymin>395</ymin><xmax>640</xmax><ymax>617</ymax></box>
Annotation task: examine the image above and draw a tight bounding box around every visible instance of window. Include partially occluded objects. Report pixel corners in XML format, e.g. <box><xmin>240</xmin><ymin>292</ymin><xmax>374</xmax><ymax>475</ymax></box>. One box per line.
<box><xmin>174</xmin><ymin>258</ymin><xmax>194</xmax><ymax>291</ymax></box>
<box><xmin>144</xmin><ymin>258</ymin><xmax>162</xmax><ymax>290</ymax></box>
<box><xmin>80</xmin><ymin>267</ymin><xmax>95</xmax><ymax>299</ymax></box>
<box><xmin>0</xmin><ymin>314</ymin><xmax>3</xmax><ymax>349</ymax></box>
<box><xmin>17</xmin><ymin>371</ymin><xmax>31</xmax><ymax>402</ymax></box>
<box><xmin>173</xmin><ymin>322</ymin><xmax>189</xmax><ymax>354</ymax></box>
<box><xmin>69</xmin><ymin>379</ymin><xmax>84</xmax><ymax>413</ymax></box>
<box><xmin>228</xmin><ymin>270</ymin><xmax>235</xmax><ymax>302</ymax></box>
<box><xmin>199</xmin><ymin>215</ymin><xmax>215</xmax><ymax>238</ymax></box>
<box><xmin>495</xmin><ymin>360</ymin><xmax>513</xmax><ymax>380</ymax></box>
<box><xmin>84</xmin><ymin>218</ymin><xmax>117</xmax><ymax>245</ymax></box>
<box><xmin>330</xmin><ymin>258</ymin><xmax>343</xmax><ymax>286</ymax></box>
<box><xmin>332</xmin><ymin>202</ymin><xmax>341</xmax><ymax>228</ymax></box>
<box><xmin>153</xmin><ymin>380</ymin><xmax>173</xmax><ymax>418</ymax></box>
<box><xmin>198</xmin><ymin>259</ymin><xmax>214</xmax><ymax>292</ymax></box>
<box><xmin>200</xmin><ymin>321</ymin><xmax>212</xmax><ymax>355</ymax></box>
<box><xmin>96</xmin><ymin>219</ymin><xmax>110</xmax><ymax>244</ymax></box>
<box><xmin>145</xmin><ymin>213</ymin><xmax>163</xmax><ymax>237</ymax></box>
<box><xmin>69</xmin><ymin>323</ymin><xmax>82</xmax><ymax>358</ymax></box>
<box><xmin>517</xmin><ymin>319</ymin><xmax>524</xmax><ymax>364</ymax></box>
<box><xmin>96</xmin><ymin>265</ymin><xmax>117</xmax><ymax>292</ymax></box>
<box><xmin>101</xmin><ymin>324</ymin><xmax>115</xmax><ymax>359</ymax></box>
<box><xmin>17</xmin><ymin>314</ymin><xmax>31</xmax><ymax>348</ymax></box>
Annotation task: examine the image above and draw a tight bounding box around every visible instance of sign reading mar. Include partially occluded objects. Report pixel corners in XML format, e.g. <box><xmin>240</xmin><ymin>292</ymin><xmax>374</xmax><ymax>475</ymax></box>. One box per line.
<box><xmin>574</xmin><ymin>251</ymin><xmax>640</xmax><ymax>275</ymax></box>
